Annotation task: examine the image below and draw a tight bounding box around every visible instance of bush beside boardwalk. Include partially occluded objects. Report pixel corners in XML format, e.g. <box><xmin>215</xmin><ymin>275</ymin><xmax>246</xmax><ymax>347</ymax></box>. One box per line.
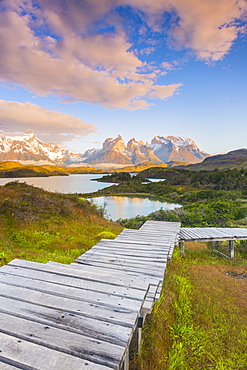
<box><xmin>0</xmin><ymin>181</ymin><xmax>122</xmax><ymax>266</ymax></box>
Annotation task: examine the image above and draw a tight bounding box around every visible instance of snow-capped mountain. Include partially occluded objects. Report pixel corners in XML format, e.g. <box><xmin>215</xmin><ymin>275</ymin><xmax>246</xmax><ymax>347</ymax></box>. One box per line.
<box><xmin>83</xmin><ymin>135</ymin><xmax>132</xmax><ymax>165</ymax></box>
<box><xmin>0</xmin><ymin>131</ymin><xmax>210</xmax><ymax>166</ymax></box>
<box><xmin>0</xmin><ymin>130</ymin><xmax>83</xmax><ymax>165</ymax></box>
<box><xmin>83</xmin><ymin>135</ymin><xmax>209</xmax><ymax>165</ymax></box>
<box><xmin>149</xmin><ymin>135</ymin><xmax>209</xmax><ymax>163</ymax></box>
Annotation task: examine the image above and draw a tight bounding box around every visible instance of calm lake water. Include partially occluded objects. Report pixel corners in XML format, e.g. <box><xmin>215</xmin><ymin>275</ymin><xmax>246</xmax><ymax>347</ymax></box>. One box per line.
<box><xmin>0</xmin><ymin>174</ymin><xmax>181</xmax><ymax>220</ymax></box>
<box><xmin>91</xmin><ymin>195</ymin><xmax>181</xmax><ymax>221</ymax></box>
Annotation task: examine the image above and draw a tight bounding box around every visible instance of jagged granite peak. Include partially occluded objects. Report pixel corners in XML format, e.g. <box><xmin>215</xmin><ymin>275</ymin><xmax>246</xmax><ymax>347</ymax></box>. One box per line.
<box><xmin>127</xmin><ymin>138</ymin><xmax>141</xmax><ymax>152</ymax></box>
<box><xmin>0</xmin><ymin>131</ymin><xmax>210</xmax><ymax>166</ymax></box>
<box><xmin>102</xmin><ymin>135</ymin><xmax>125</xmax><ymax>153</ymax></box>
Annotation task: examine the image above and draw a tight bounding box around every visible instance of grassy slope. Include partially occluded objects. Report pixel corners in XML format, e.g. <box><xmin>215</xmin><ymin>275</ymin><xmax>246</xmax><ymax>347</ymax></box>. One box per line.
<box><xmin>0</xmin><ymin>182</ymin><xmax>123</xmax><ymax>266</ymax></box>
<box><xmin>184</xmin><ymin>149</ymin><xmax>247</xmax><ymax>171</ymax></box>
<box><xmin>131</xmin><ymin>242</ymin><xmax>247</xmax><ymax>370</ymax></box>
<box><xmin>0</xmin><ymin>161</ymin><xmax>105</xmax><ymax>177</ymax></box>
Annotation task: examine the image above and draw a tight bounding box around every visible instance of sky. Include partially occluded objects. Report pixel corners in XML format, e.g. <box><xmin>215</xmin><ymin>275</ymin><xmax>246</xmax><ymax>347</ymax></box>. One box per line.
<box><xmin>0</xmin><ymin>0</ymin><xmax>246</xmax><ymax>156</ymax></box>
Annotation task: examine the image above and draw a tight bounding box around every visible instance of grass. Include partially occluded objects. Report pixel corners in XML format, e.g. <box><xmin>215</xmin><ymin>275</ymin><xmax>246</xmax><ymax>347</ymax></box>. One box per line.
<box><xmin>131</xmin><ymin>242</ymin><xmax>247</xmax><ymax>370</ymax></box>
<box><xmin>1</xmin><ymin>181</ymin><xmax>247</xmax><ymax>369</ymax></box>
<box><xmin>0</xmin><ymin>181</ymin><xmax>123</xmax><ymax>265</ymax></box>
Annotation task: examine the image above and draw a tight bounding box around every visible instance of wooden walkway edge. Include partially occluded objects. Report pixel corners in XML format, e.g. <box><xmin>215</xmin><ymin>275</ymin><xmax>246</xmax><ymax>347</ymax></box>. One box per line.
<box><xmin>0</xmin><ymin>221</ymin><xmax>180</xmax><ymax>370</ymax></box>
<box><xmin>1</xmin><ymin>221</ymin><xmax>246</xmax><ymax>368</ymax></box>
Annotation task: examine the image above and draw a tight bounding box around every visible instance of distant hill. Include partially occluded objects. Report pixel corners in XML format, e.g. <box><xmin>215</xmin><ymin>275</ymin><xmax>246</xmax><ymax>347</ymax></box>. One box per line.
<box><xmin>136</xmin><ymin>167</ymin><xmax>181</xmax><ymax>179</ymax></box>
<box><xmin>183</xmin><ymin>149</ymin><xmax>247</xmax><ymax>171</ymax></box>
<box><xmin>0</xmin><ymin>161</ymin><xmax>104</xmax><ymax>178</ymax></box>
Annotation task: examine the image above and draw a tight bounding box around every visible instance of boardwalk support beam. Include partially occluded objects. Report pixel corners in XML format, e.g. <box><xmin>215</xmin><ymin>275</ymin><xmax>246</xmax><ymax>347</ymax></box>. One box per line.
<box><xmin>214</xmin><ymin>241</ymin><xmax>219</xmax><ymax>251</ymax></box>
<box><xmin>137</xmin><ymin>313</ymin><xmax>146</xmax><ymax>355</ymax></box>
<box><xmin>179</xmin><ymin>241</ymin><xmax>184</xmax><ymax>256</ymax></box>
<box><xmin>229</xmin><ymin>240</ymin><xmax>234</xmax><ymax>259</ymax></box>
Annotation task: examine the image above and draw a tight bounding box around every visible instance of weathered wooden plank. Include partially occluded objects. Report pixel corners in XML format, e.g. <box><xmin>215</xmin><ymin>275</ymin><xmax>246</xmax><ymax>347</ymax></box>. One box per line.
<box><xmin>0</xmin><ymin>312</ymin><xmax>125</xmax><ymax>368</ymax></box>
<box><xmin>112</xmin><ymin>238</ymin><xmax>167</xmax><ymax>247</ymax></box>
<box><xmin>115</xmin><ymin>233</ymin><xmax>176</xmax><ymax>245</ymax></box>
<box><xmin>45</xmin><ymin>259</ymin><xmax>156</xmax><ymax>288</ymax></box>
<box><xmin>68</xmin><ymin>263</ymin><xmax>162</xmax><ymax>289</ymax></box>
<box><xmin>76</xmin><ymin>256</ymin><xmax>167</xmax><ymax>272</ymax></box>
<box><xmin>0</xmin><ymin>294</ymin><xmax>134</xmax><ymax>347</ymax></box>
<box><xmin>0</xmin><ymin>332</ymin><xmax>111</xmax><ymax>370</ymax></box>
<box><xmin>116</xmin><ymin>230</ymin><xmax>176</xmax><ymax>240</ymax></box>
<box><xmin>1</xmin><ymin>264</ymin><xmax>147</xmax><ymax>300</ymax></box>
<box><xmin>86</xmin><ymin>243</ymin><xmax>169</xmax><ymax>255</ymax></box>
<box><xmin>140</xmin><ymin>222</ymin><xmax>181</xmax><ymax>234</ymax></box>
<box><xmin>75</xmin><ymin>258</ymin><xmax>166</xmax><ymax>278</ymax></box>
<box><xmin>75</xmin><ymin>259</ymin><xmax>165</xmax><ymax>278</ymax></box>
<box><xmin>86</xmin><ymin>241</ymin><xmax>170</xmax><ymax>256</ymax></box>
<box><xmin>0</xmin><ymin>272</ymin><xmax>145</xmax><ymax>313</ymax></box>
<box><xmin>79</xmin><ymin>250</ymin><xmax>168</xmax><ymax>265</ymax></box>
<box><xmin>6</xmin><ymin>259</ymin><xmax>154</xmax><ymax>292</ymax></box>
<box><xmin>0</xmin><ymin>284</ymin><xmax>140</xmax><ymax>329</ymax></box>
<box><xmin>97</xmin><ymin>239</ymin><xmax>171</xmax><ymax>250</ymax></box>
<box><xmin>180</xmin><ymin>227</ymin><xmax>247</xmax><ymax>242</ymax></box>
<box><xmin>0</xmin><ymin>361</ymin><xmax>20</xmax><ymax>370</ymax></box>
<box><xmin>46</xmin><ymin>260</ymin><xmax>160</xmax><ymax>287</ymax></box>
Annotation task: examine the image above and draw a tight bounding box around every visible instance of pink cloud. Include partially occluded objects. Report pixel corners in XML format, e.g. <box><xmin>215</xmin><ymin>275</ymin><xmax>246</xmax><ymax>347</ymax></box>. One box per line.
<box><xmin>0</xmin><ymin>100</ymin><xmax>96</xmax><ymax>143</ymax></box>
<box><xmin>0</xmin><ymin>0</ymin><xmax>246</xmax><ymax>110</ymax></box>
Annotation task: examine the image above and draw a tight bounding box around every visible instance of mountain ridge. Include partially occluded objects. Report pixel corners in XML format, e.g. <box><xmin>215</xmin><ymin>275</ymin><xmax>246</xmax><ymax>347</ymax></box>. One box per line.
<box><xmin>82</xmin><ymin>134</ymin><xmax>209</xmax><ymax>165</ymax></box>
<box><xmin>0</xmin><ymin>131</ymin><xmax>209</xmax><ymax>166</ymax></box>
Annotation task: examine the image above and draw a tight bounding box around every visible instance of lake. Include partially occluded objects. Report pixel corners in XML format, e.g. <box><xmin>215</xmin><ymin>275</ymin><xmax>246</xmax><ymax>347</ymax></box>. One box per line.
<box><xmin>91</xmin><ymin>195</ymin><xmax>181</xmax><ymax>221</ymax></box>
<box><xmin>0</xmin><ymin>174</ymin><xmax>181</xmax><ymax>220</ymax></box>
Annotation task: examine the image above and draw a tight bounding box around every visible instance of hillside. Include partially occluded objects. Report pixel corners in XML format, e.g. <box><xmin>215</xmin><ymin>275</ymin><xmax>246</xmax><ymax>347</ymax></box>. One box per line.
<box><xmin>184</xmin><ymin>149</ymin><xmax>247</xmax><ymax>171</ymax></box>
<box><xmin>0</xmin><ymin>161</ymin><xmax>104</xmax><ymax>177</ymax></box>
<box><xmin>0</xmin><ymin>182</ymin><xmax>122</xmax><ymax>265</ymax></box>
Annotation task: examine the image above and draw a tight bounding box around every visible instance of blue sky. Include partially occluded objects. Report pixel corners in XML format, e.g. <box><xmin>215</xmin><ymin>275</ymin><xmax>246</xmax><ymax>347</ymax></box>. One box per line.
<box><xmin>0</xmin><ymin>0</ymin><xmax>246</xmax><ymax>155</ymax></box>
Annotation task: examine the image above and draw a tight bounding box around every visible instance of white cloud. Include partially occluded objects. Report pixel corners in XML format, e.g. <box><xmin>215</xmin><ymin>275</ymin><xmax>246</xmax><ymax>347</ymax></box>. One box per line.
<box><xmin>0</xmin><ymin>0</ymin><xmax>182</xmax><ymax>109</ymax></box>
<box><xmin>0</xmin><ymin>100</ymin><xmax>96</xmax><ymax>143</ymax></box>
<box><xmin>0</xmin><ymin>0</ymin><xmax>246</xmax><ymax>109</ymax></box>
<box><xmin>129</xmin><ymin>0</ymin><xmax>247</xmax><ymax>61</ymax></box>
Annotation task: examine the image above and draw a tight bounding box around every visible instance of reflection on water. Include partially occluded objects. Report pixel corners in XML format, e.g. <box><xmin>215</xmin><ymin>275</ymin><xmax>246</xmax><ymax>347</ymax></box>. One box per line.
<box><xmin>0</xmin><ymin>174</ymin><xmax>181</xmax><ymax>221</ymax></box>
<box><xmin>0</xmin><ymin>174</ymin><xmax>111</xmax><ymax>193</ymax></box>
<box><xmin>91</xmin><ymin>195</ymin><xmax>181</xmax><ymax>221</ymax></box>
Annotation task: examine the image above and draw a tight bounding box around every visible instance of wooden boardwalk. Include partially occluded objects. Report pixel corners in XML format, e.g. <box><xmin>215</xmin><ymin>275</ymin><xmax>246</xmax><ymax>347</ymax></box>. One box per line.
<box><xmin>179</xmin><ymin>227</ymin><xmax>247</xmax><ymax>259</ymax></box>
<box><xmin>0</xmin><ymin>221</ymin><xmax>180</xmax><ymax>370</ymax></box>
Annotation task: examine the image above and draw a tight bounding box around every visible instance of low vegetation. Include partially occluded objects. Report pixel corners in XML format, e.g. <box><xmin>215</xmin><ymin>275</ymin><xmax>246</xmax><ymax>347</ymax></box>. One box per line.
<box><xmin>84</xmin><ymin>168</ymin><xmax>247</xmax><ymax>229</ymax></box>
<box><xmin>131</xmin><ymin>242</ymin><xmax>247</xmax><ymax>370</ymax></box>
<box><xmin>94</xmin><ymin>172</ymin><xmax>147</xmax><ymax>183</ymax></box>
<box><xmin>1</xmin><ymin>166</ymin><xmax>247</xmax><ymax>370</ymax></box>
<box><xmin>0</xmin><ymin>181</ymin><xmax>122</xmax><ymax>266</ymax></box>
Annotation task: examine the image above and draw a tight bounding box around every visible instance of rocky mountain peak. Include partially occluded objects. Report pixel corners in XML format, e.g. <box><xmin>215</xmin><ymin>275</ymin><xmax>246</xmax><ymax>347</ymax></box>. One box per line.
<box><xmin>0</xmin><ymin>131</ymin><xmax>210</xmax><ymax>166</ymax></box>
<box><xmin>102</xmin><ymin>135</ymin><xmax>125</xmax><ymax>153</ymax></box>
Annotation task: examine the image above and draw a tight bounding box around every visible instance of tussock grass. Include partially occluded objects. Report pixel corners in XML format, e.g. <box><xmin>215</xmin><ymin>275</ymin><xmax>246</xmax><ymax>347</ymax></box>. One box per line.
<box><xmin>131</xmin><ymin>243</ymin><xmax>247</xmax><ymax>370</ymax></box>
<box><xmin>0</xmin><ymin>182</ymin><xmax>122</xmax><ymax>265</ymax></box>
